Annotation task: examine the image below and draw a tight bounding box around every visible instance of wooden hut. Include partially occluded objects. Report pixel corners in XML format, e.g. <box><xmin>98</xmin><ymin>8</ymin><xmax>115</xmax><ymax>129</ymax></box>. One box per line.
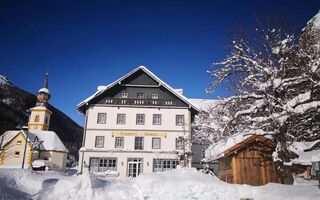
<box><xmin>217</xmin><ymin>135</ymin><xmax>280</xmax><ymax>185</ymax></box>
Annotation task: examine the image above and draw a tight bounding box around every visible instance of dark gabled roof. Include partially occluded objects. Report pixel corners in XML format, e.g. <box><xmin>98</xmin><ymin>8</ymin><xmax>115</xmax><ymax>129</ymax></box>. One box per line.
<box><xmin>77</xmin><ymin>66</ymin><xmax>200</xmax><ymax>114</ymax></box>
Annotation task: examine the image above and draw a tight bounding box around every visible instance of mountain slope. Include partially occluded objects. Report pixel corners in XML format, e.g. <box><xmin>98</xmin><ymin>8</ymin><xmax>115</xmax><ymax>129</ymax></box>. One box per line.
<box><xmin>0</xmin><ymin>75</ymin><xmax>83</xmax><ymax>165</ymax></box>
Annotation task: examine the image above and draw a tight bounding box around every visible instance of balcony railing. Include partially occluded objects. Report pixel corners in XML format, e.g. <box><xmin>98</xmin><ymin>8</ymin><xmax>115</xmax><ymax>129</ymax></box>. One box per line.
<box><xmin>105</xmin><ymin>98</ymin><xmax>175</xmax><ymax>106</ymax></box>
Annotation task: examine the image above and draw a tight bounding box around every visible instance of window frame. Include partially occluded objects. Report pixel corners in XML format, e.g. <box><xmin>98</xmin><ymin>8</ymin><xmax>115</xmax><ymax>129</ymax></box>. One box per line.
<box><xmin>176</xmin><ymin>115</ymin><xmax>184</xmax><ymax>126</ymax></box>
<box><xmin>16</xmin><ymin>140</ymin><xmax>22</xmax><ymax>145</ymax></box>
<box><xmin>136</xmin><ymin>114</ymin><xmax>145</xmax><ymax>125</ymax></box>
<box><xmin>89</xmin><ymin>157</ymin><xmax>117</xmax><ymax>172</ymax></box>
<box><xmin>115</xmin><ymin>137</ymin><xmax>124</xmax><ymax>148</ymax></box>
<box><xmin>34</xmin><ymin>115</ymin><xmax>40</xmax><ymax>122</ymax></box>
<box><xmin>14</xmin><ymin>151</ymin><xmax>20</xmax><ymax>157</ymax></box>
<box><xmin>95</xmin><ymin>136</ymin><xmax>105</xmax><ymax>148</ymax></box>
<box><xmin>97</xmin><ymin>113</ymin><xmax>107</xmax><ymax>124</ymax></box>
<box><xmin>176</xmin><ymin>137</ymin><xmax>184</xmax><ymax>150</ymax></box>
<box><xmin>117</xmin><ymin>114</ymin><xmax>126</xmax><ymax>125</ymax></box>
<box><xmin>152</xmin><ymin>93</ymin><xmax>158</xmax><ymax>99</ymax></box>
<box><xmin>153</xmin><ymin>159</ymin><xmax>178</xmax><ymax>172</ymax></box>
<box><xmin>121</xmin><ymin>92</ymin><xmax>128</xmax><ymax>98</ymax></box>
<box><xmin>137</xmin><ymin>92</ymin><xmax>144</xmax><ymax>99</ymax></box>
<box><xmin>153</xmin><ymin>114</ymin><xmax>161</xmax><ymax>125</ymax></box>
<box><xmin>135</xmin><ymin>137</ymin><xmax>144</xmax><ymax>150</ymax></box>
<box><xmin>152</xmin><ymin>137</ymin><xmax>161</xmax><ymax>149</ymax></box>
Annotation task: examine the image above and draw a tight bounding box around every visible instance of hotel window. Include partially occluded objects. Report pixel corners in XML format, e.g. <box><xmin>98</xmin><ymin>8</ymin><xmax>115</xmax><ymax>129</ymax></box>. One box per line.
<box><xmin>152</xmin><ymin>138</ymin><xmax>161</xmax><ymax>149</ymax></box>
<box><xmin>153</xmin><ymin>159</ymin><xmax>178</xmax><ymax>172</ymax></box>
<box><xmin>136</xmin><ymin>114</ymin><xmax>145</xmax><ymax>125</ymax></box>
<box><xmin>135</xmin><ymin>137</ymin><xmax>144</xmax><ymax>150</ymax></box>
<box><xmin>152</xmin><ymin>93</ymin><xmax>158</xmax><ymax>99</ymax></box>
<box><xmin>176</xmin><ymin>115</ymin><xmax>184</xmax><ymax>126</ymax></box>
<box><xmin>97</xmin><ymin>113</ymin><xmax>106</xmax><ymax>124</ymax></box>
<box><xmin>14</xmin><ymin>151</ymin><xmax>20</xmax><ymax>157</ymax></box>
<box><xmin>89</xmin><ymin>158</ymin><xmax>117</xmax><ymax>172</ymax></box>
<box><xmin>95</xmin><ymin>136</ymin><xmax>104</xmax><ymax>148</ymax></box>
<box><xmin>115</xmin><ymin>137</ymin><xmax>124</xmax><ymax>148</ymax></box>
<box><xmin>153</xmin><ymin>114</ymin><xmax>161</xmax><ymax>125</ymax></box>
<box><xmin>16</xmin><ymin>140</ymin><xmax>22</xmax><ymax>145</ymax></box>
<box><xmin>117</xmin><ymin>114</ymin><xmax>126</xmax><ymax>124</ymax></box>
<box><xmin>176</xmin><ymin>137</ymin><xmax>184</xmax><ymax>150</ymax></box>
<box><xmin>137</xmin><ymin>92</ymin><xmax>144</xmax><ymax>99</ymax></box>
<box><xmin>121</xmin><ymin>92</ymin><xmax>128</xmax><ymax>98</ymax></box>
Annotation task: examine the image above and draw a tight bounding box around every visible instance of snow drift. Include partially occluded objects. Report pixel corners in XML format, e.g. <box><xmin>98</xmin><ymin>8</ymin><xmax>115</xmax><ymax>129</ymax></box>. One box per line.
<box><xmin>0</xmin><ymin>168</ymin><xmax>319</xmax><ymax>200</ymax></box>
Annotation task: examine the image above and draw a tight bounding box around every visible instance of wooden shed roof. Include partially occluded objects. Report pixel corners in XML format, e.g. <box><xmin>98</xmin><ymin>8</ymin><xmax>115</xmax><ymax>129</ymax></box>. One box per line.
<box><xmin>223</xmin><ymin>135</ymin><xmax>275</xmax><ymax>157</ymax></box>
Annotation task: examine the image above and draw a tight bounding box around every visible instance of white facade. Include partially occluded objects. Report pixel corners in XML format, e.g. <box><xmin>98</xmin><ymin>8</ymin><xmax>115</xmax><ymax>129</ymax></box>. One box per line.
<box><xmin>78</xmin><ymin>104</ymin><xmax>192</xmax><ymax>178</ymax></box>
<box><xmin>78</xmin><ymin>66</ymin><xmax>198</xmax><ymax>178</ymax></box>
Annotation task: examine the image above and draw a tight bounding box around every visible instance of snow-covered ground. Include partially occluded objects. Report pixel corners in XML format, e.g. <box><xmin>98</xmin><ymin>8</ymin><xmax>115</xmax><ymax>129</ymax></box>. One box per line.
<box><xmin>0</xmin><ymin>167</ymin><xmax>319</xmax><ymax>200</ymax></box>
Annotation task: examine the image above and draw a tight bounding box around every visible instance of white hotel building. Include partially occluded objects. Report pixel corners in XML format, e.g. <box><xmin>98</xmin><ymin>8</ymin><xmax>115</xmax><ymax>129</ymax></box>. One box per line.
<box><xmin>77</xmin><ymin>66</ymin><xmax>200</xmax><ymax>178</ymax></box>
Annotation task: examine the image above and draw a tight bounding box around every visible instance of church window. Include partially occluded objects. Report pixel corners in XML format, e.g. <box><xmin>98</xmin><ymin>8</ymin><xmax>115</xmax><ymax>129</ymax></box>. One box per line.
<box><xmin>14</xmin><ymin>151</ymin><xmax>20</xmax><ymax>157</ymax></box>
<box><xmin>35</xmin><ymin>115</ymin><xmax>40</xmax><ymax>122</ymax></box>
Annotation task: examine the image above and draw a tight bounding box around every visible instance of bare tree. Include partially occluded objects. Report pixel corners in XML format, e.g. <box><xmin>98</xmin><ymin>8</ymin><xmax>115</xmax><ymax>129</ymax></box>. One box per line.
<box><xmin>195</xmin><ymin>12</ymin><xmax>320</xmax><ymax>184</ymax></box>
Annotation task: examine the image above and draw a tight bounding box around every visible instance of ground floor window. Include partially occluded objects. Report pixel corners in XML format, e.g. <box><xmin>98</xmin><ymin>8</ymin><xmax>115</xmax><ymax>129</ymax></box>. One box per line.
<box><xmin>153</xmin><ymin>159</ymin><xmax>178</xmax><ymax>172</ymax></box>
<box><xmin>89</xmin><ymin>158</ymin><xmax>117</xmax><ymax>172</ymax></box>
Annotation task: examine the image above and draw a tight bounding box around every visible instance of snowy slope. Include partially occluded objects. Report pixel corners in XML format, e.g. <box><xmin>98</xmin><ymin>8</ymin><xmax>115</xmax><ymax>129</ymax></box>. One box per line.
<box><xmin>0</xmin><ymin>75</ymin><xmax>13</xmax><ymax>86</ymax></box>
<box><xmin>0</xmin><ymin>168</ymin><xmax>319</xmax><ymax>200</ymax></box>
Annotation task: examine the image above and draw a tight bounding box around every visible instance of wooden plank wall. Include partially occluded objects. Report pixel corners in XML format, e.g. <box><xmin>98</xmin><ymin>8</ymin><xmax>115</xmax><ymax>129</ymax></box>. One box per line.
<box><xmin>219</xmin><ymin>141</ymin><xmax>280</xmax><ymax>185</ymax></box>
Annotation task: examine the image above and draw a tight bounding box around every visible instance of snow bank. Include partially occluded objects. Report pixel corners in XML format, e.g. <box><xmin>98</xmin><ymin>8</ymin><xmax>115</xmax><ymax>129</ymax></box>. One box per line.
<box><xmin>0</xmin><ymin>168</ymin><xmax>319</xmax><ymax>200</ymax></box>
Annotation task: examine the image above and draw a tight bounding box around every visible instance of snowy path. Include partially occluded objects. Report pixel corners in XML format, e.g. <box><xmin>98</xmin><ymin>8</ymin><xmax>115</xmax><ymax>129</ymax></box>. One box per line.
<box><xmin>0</xmin><ymin>168</ymin><xmax>319</xmax><ymax>200</ymax></box>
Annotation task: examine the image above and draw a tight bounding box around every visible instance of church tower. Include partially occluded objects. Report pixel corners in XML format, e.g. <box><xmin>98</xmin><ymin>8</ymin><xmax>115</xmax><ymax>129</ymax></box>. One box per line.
<box><xmin>28</xmin><ymin>73</ymin><xmax>52</xmax><ymax>132</ymax></box>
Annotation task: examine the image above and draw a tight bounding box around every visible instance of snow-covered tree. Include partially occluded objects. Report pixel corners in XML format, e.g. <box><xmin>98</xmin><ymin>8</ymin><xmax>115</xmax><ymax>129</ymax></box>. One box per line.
<box><xmin>196</xmin><ymin>12</ymin><xmax>320</xmax><ymax>184</ymax></box>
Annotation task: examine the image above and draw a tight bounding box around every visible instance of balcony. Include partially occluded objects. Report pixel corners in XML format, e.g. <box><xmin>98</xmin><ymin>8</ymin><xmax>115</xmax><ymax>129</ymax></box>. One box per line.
<box><xmin>105</xmin><ymin>98</ymin><xmax>175</xmax><ymax>106</ymax></box>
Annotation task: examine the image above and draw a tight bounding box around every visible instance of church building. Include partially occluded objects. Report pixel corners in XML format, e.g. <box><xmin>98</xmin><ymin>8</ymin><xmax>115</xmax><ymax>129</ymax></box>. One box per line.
<box><xmin>0</xmin><ymin>74</ymin><xmax>69</xmax><ymax>171</ymax></box>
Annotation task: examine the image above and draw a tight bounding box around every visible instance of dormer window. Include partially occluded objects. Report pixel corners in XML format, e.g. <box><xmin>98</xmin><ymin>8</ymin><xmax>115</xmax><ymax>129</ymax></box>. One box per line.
<box><xmin>121</xmin><ymin>92</ymin><xmax>128</xmax><ymax>98</ymax></box>
<box><xmin>152</xmin><ymin>94</ymin><xmax>158</xmax><ymax>99</ymax></box>
<box><xmin>137</xmin><ymin>92</ymin><xmax>144</xmax><ymax>99</ymax></box>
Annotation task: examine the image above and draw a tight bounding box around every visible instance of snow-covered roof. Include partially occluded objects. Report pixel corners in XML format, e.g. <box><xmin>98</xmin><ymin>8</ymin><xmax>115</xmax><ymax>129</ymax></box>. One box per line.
<box><xmin>27</xmin><ymin>131</ymin><xmax>69</xmax><ymax>152</ymax></box>
<box><xmin>77</xmin><ymin>66</ymin><xmax>200</xmax><ymax>114</ymax></box>
<box><xmin>205</xmin><ymin>133</ymin><xmax>251</xmax><ymax>161</ymax></box>
<box><xmin>0</xmin><ymin>131</ymin><xmax>20</xmax><ymax>149</ymax></box>
<box><xmin>0</xmin><ymin>130</ymin><xmax>68</xmax><ymax>153</ymax></box>
<box><xmin>188</xmin><ymin>98</ymin><xmax>218</xmax><ymax>111</ymax></box>
<box><xmin>38</xmin><ymin>88</ymin><xmax>50</xmax><ymax>94</ymax></box>
<box><xmin>289</xmin><ymin>140</ymin><xmax>320</xmax><ymax>165</ymax></box>
<box><xmin>205</xmin><ymin>132</ymin><xmax>320</xmax><ymax>165</ymax></box>
<box><xmin>30</xmin><ymin>106</ymin><xmax>52</xmax><ymax>111</ymax></box>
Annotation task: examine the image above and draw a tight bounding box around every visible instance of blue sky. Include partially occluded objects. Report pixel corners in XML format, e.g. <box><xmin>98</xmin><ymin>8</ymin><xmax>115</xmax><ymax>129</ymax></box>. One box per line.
<box><xmin>0</xmin><ymin>0</ymin><xmax>319</xmax><ymax>126</ymax></box>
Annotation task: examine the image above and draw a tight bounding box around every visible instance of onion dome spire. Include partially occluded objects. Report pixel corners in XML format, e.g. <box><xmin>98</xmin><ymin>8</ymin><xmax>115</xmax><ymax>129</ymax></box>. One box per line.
<box><xmin>44</xmin><ymin>72</ymin><xmax>48</xmax><ymax>88</ymax></box>
<box><xmin>36</xmin><ymin>73</ymin><xmax>51</xmax><ymax>106</ymax></box>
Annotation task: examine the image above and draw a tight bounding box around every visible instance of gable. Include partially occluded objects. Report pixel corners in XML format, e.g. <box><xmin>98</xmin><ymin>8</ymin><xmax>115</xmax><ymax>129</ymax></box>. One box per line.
<box><xmin>77</xmin><ymin>66</ymin><xmax>199</xmax><ymax>114</ymax></box>
<box><xmin>121</xmin><ymin>69</ymin><xmax>158</xmax><ymax>85</ymax></box>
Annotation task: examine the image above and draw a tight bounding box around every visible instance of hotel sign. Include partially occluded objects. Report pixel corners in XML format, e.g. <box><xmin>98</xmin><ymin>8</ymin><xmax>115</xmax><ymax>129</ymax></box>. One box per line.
<box><xmin>112</xmin><ymin>132</ymin><xmax>167</xmax><ymax>138</ymax></box>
